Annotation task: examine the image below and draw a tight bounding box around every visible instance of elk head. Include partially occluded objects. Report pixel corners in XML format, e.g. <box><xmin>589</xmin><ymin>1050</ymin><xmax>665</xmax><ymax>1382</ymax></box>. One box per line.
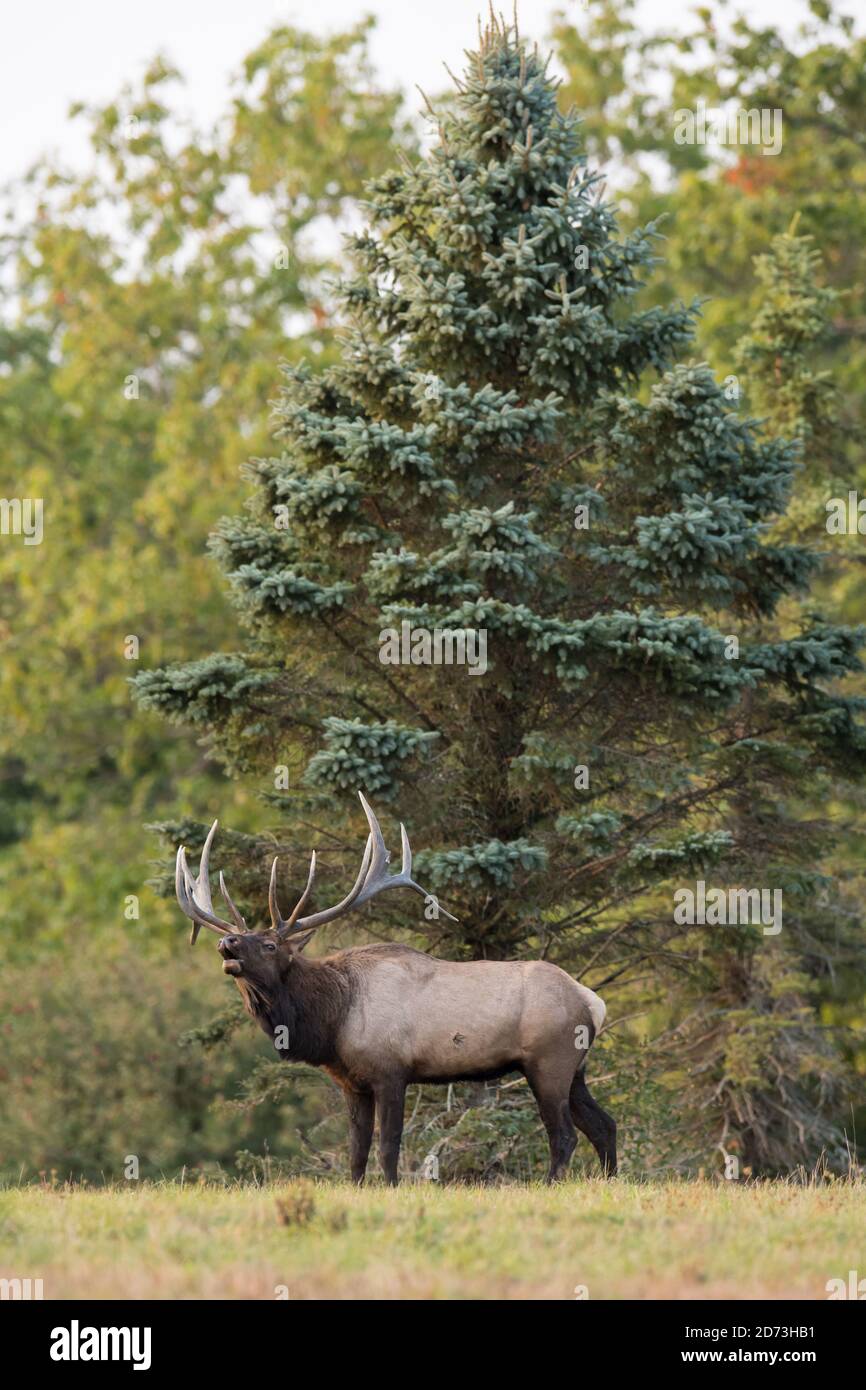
<box><xmin>173</xmin><ymin>792</ymin><xmax>456</xmax><ymax>1003</ymax></box>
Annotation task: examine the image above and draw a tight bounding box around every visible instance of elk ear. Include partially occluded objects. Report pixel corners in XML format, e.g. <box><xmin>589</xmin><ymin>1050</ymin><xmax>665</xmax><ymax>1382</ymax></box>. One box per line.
<box><xmin>285</xmin><ymin>928</ymin><xmax>316</xmax><ymax>955</ymax></box>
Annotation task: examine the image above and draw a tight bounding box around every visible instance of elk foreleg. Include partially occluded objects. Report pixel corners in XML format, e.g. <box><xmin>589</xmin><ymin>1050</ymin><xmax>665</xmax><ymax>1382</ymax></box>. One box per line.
<box><xmin>374</xmin><ymin>1079</ymin><xmax>406</xmax><ymax>1186</ymax></box>
<box><xmin>344</xmin><ymin>1088</ymin><xmax>375</xmax><ymax>1185</ymax></box>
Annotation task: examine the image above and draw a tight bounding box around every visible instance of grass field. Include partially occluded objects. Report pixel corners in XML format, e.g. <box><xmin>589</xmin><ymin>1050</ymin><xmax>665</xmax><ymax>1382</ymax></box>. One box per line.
<box><xmin>2</xmin><ymin>1177</ymin><xmax>864</xmax><ymax>1300</ymax></box>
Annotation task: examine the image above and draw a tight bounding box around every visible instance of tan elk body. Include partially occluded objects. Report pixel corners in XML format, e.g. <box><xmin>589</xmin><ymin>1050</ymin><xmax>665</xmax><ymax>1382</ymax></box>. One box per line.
<box><xmin>333</xmin><ymin>947</ymin><xmax>607</xmax><ymax>1080</ymax></box>
<box><xmin>173</xmin><ymin>793</ymin><xmax>616</xmax><ymax>1183</ymax></box>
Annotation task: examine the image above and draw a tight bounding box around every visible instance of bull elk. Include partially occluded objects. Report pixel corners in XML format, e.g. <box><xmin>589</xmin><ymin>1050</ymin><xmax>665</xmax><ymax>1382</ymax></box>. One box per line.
<box><xmin>174</xmin><ymin>793</ymin><xmax>616</xmax><ymax>1184</ymax></box>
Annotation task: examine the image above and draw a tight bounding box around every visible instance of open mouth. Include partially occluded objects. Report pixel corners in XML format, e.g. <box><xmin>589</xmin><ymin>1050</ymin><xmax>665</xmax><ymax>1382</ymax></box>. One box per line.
<box><xmin>219</xmin><ymin>942</ymin><xmax>244</xmax><ymax>976</ymax></box>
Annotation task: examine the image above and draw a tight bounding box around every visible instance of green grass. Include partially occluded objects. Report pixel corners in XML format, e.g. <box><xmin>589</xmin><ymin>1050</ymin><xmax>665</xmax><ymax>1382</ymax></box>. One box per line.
<box><xmin>1</xmin><ymin>1178</ymin><xmax>864</xmax><ymax>1300</ymax></box>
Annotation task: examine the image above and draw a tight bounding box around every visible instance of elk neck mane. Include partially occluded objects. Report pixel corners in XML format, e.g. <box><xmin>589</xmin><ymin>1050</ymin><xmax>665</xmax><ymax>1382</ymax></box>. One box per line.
<box><xmin>238</xmin><ymin>951</ymin><xmax>354</xmax><ymax>1065</ymax></box>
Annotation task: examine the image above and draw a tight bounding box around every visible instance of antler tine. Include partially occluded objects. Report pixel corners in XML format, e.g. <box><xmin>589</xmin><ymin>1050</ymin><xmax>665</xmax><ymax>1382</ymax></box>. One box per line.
<box><xmin>174</xmin><ymin>820</ymin><xmax>242</xmax><ymax>944</ymax></box>
<box><xmin>399</xmin><ymin>820</ymin><xmax>412</xmax><ymax>879</ymax></box>
<box><xmin>219</xmin><ymin>871</ymin><xmax>247</xmax><ymax>932</ymax></box>
<box><xmin>176</xmin><ymin>847</ymin><xmax>207</xmax><ymax>946</ymax></box>
<box><xmin>268</xmin><ymin>856</ymin><xmax>283</xmax><ymax>931</ymax></box>
<box><xmin>270</xmin><ymin>849</ymin><xmax>318</xmax><ymax>934</ymax></box>
<box><xmin>362</xmin><ymin>792</ymin><xmax>391</xmax><ymax>881</ymax></box>
<box><xmin>285</xmin><ymin>852</ymin><xmax>317</xmax><ymax>930</ymax></box>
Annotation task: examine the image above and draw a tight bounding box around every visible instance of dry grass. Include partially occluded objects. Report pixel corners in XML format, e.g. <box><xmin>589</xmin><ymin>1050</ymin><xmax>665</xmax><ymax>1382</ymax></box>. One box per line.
<box><xmin>1</xmin><ymin>1176</ymin><xmax>864</xmax><ymax>1300</ymax></box>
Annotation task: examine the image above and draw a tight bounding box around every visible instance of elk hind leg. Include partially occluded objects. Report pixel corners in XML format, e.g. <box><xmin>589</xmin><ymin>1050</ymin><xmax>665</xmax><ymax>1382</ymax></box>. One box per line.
<box><xmin>526</xmin><ymin>1068</ymin><xmax>577</xmax><ymax>1182</ymax></box>
<box><xmin>569</xmin><ymin>1068</ymin><xmax>617</xmax><ymax>1176</ymax></box>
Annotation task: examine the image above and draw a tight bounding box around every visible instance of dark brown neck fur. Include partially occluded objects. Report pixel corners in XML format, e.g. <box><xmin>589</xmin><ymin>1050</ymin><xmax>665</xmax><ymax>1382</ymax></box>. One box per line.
<box><xmin>239</xmin><ymin>956</ymin><xmax>351</xmax><ymax>1066</ymax></box>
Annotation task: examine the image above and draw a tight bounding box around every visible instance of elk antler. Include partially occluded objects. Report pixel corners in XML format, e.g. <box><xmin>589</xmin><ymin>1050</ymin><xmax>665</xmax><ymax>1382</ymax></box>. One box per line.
<box><xmin>176</xmin><ymin>796</ymin><xmax>457</xmax><ymax>946</ymax></box>
<box><xmin>175</xmin><ymin>820</ymin><xmax>247</xmax><ymax>945</ymax></box>
<box><xmin>271</xmin><ymin>791</ymin><xmax>458</xmax><ymax>937</ymax></box>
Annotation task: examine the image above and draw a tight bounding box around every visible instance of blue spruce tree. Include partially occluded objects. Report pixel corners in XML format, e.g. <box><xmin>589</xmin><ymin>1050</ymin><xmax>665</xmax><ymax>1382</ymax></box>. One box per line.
<box><xmin>134</xmin><ymin>15</ymin><xmax>865</xmax><ymax>1171</ymax></box>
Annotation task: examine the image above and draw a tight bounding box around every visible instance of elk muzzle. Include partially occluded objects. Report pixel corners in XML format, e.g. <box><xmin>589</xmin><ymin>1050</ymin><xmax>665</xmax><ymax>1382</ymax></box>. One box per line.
<box><xmin>219</xmin><ymin>936</ymin><xmax>244</xmax><ymax>975</ymax></box>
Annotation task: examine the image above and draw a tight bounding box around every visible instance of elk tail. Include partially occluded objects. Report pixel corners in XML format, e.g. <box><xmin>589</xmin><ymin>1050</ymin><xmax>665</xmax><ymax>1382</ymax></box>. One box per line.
<box><xmin>577</xmin><ymin>982</ymin><xmax>606</xmax><ymax>1038</ymax></box>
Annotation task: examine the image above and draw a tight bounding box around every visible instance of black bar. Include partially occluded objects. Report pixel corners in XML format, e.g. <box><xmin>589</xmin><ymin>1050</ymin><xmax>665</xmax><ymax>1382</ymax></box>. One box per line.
<box><xmin>6</xmin><ymin>1297</ymin><xmax>861</xmax><ymax>1375</ymax></box>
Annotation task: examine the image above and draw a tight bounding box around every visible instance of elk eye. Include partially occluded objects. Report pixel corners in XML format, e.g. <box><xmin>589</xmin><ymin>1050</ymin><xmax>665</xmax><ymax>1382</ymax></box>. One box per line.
<box><xmin>263</xmin><ymin>941</ymin><xmax>277</xmax><ymax>952</ymax></box>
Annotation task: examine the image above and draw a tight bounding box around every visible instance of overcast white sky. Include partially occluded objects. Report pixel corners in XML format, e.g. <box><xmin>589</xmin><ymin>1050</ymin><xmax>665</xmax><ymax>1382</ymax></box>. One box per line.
<box><xmin>0</xmin><ymin>0</ymin><xmax>835</xmax><ymax>183</ymax></box>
